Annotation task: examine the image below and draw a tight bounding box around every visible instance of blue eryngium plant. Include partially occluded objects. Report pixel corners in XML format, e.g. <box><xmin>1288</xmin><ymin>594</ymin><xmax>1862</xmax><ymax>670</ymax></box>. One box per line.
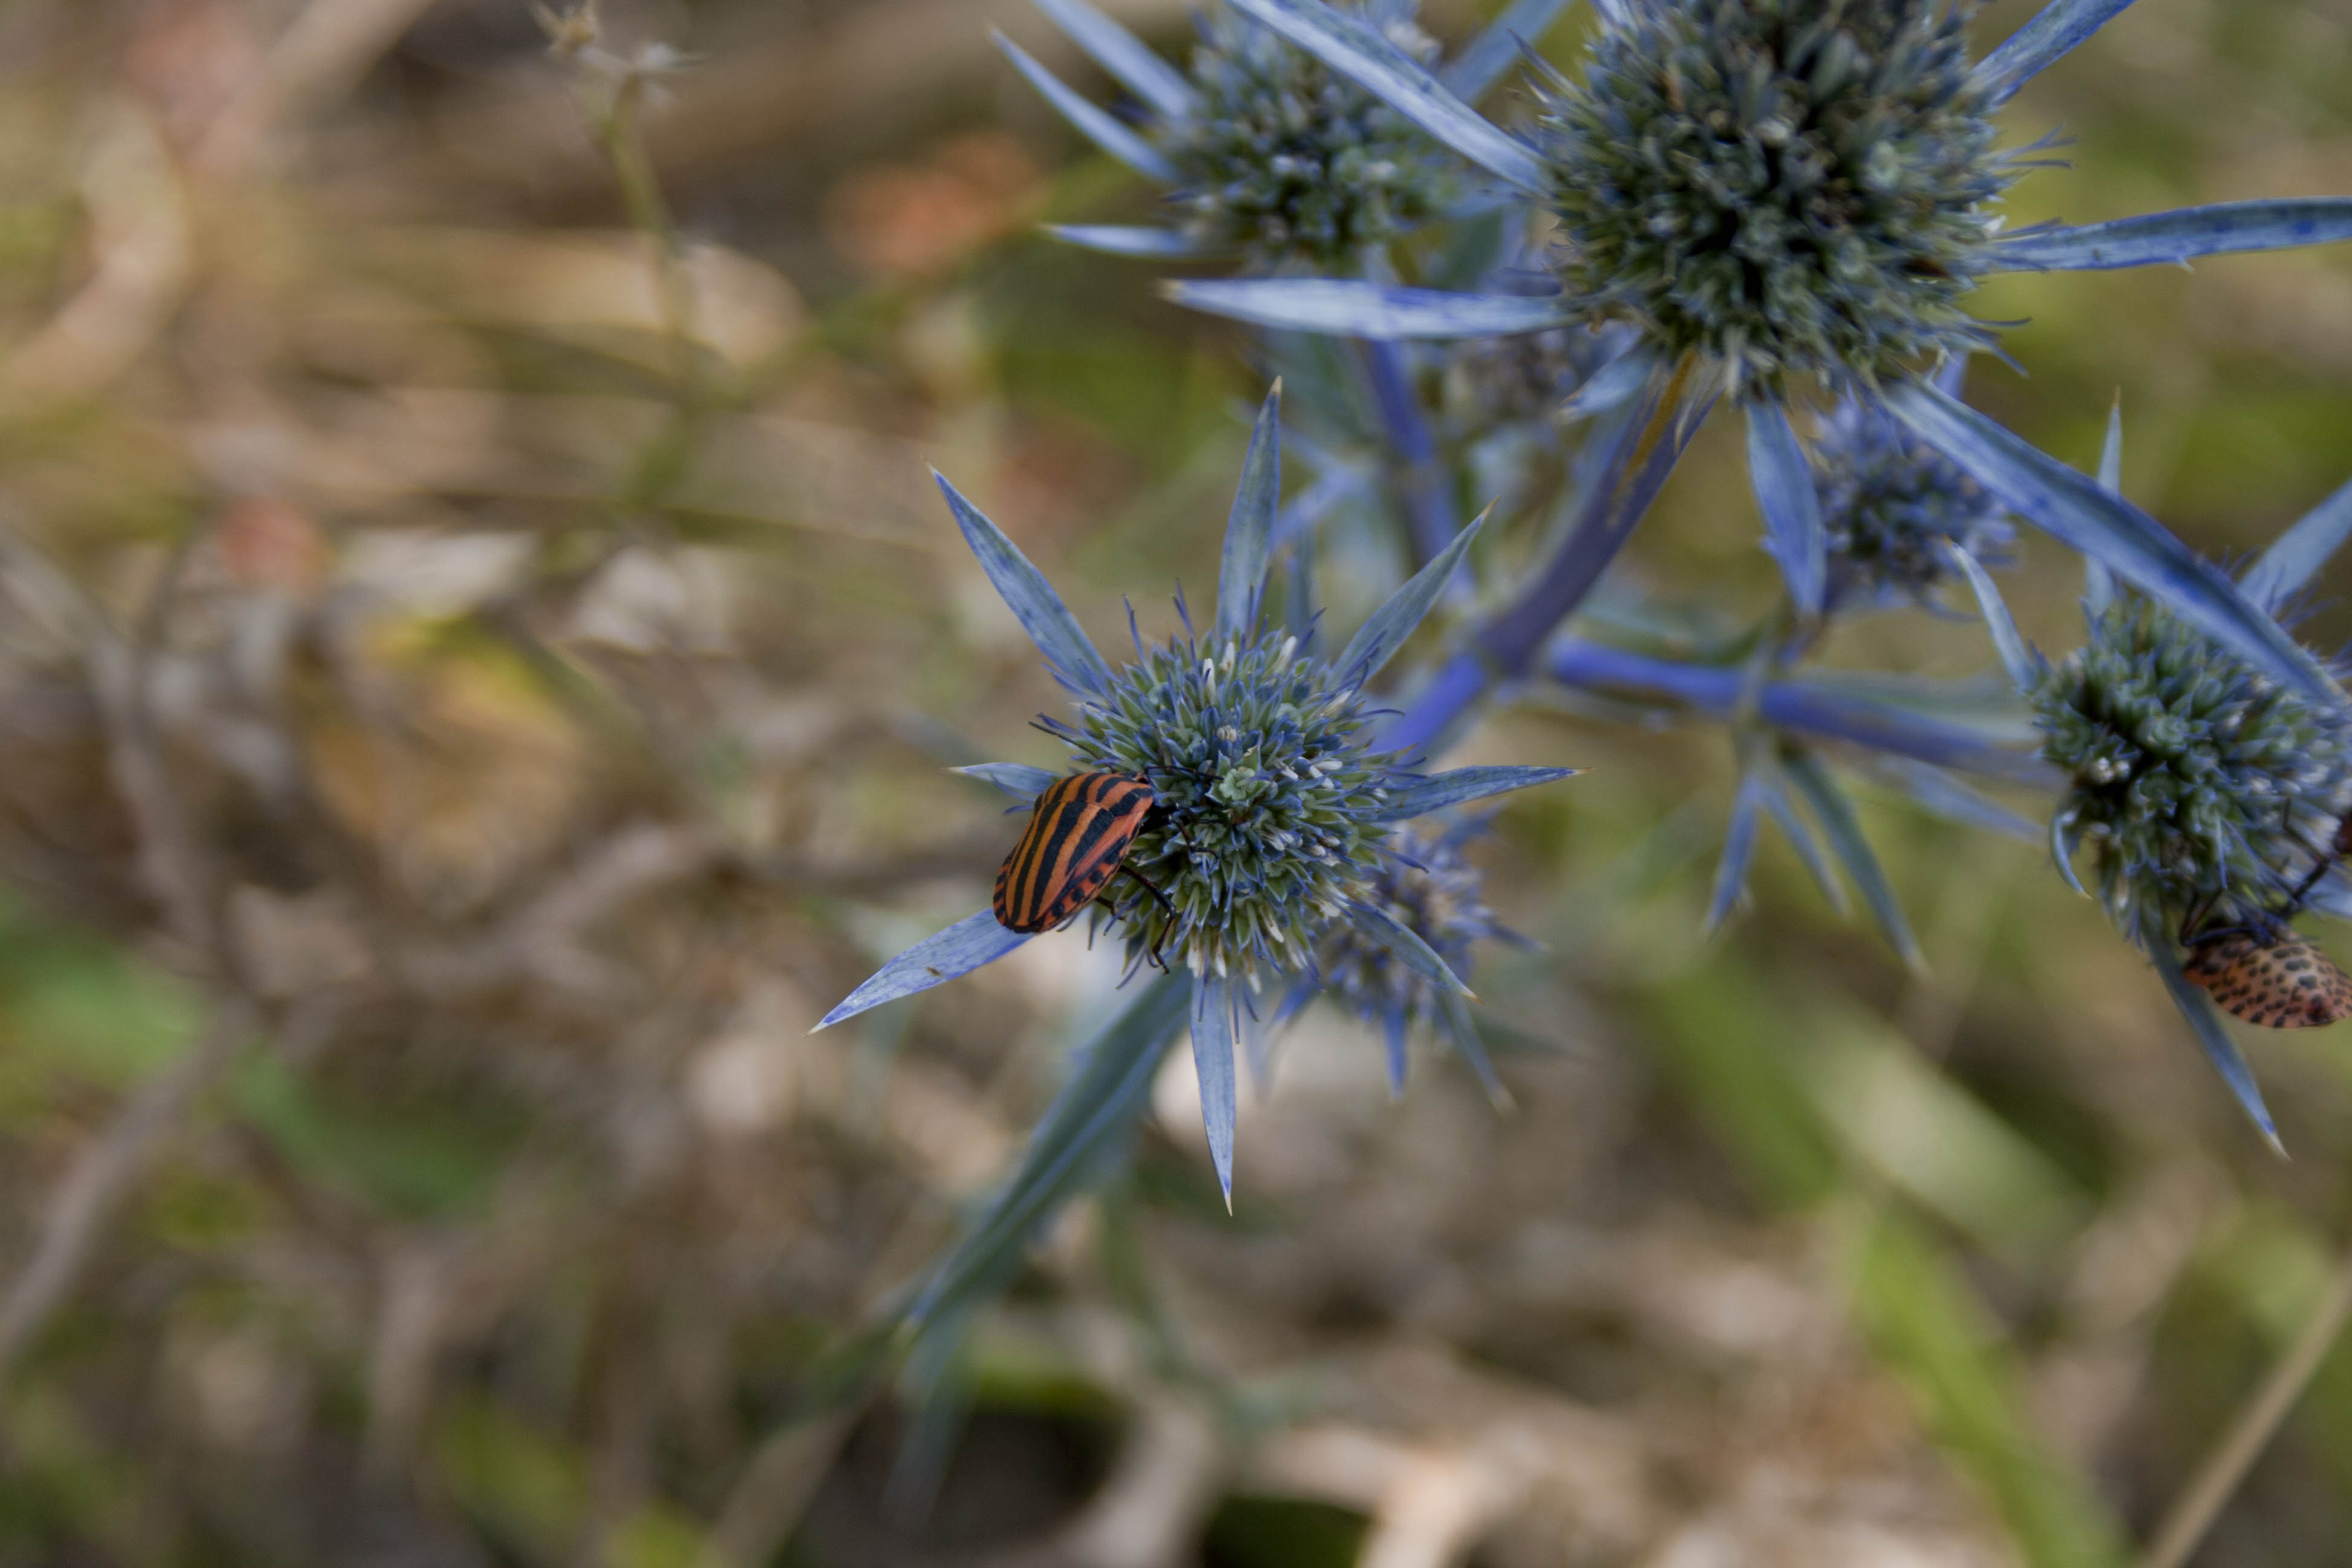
<box><xmin>1965</xmin><ymin>410</ymin><xmax>2352</xmax><ymax>1148</ymax></box>
<box><xmin>1814</xmin><ymin>393</ymin><xmax>2014</xmax><ymax>616</ymax></box>
<box><xmin>1161</xmin><ymin>0</ymin><xmax>2352</xmax><ymax>757</ymax></box>
<box><xmin>1001</xmin><ymin>0</ymin><xmax>1572</xmax><ymax>271</ymax></box>
<box><xmin>815</xmin><ymin>387</ymin><xmax>1575</xmax><ymax>1200</ymax></box>
<box><xmin>1308</xmin><ymin>818</ymin><xmax>1525</xmax><ymax>1097</ymax></box>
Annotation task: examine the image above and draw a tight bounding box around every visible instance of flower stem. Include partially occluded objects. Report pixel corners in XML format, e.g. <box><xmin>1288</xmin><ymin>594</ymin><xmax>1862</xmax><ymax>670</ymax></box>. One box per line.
<box><xmin>1354</xmin><ymin>338</ymin><xmax>1459</xmax><ymax>569</ymax></box>
<box><xmin>1381</xmin><ymin>353</ymin><xmax>1713</xmax><ymax>755</ymax></box>
<box><xmin>592</xmin><ymin>81</ymin><xmax>701</xmax><ymax>403</ymax></box>
<box><xmin>1548</xmin><ymin>638</ymin><xmax>2051</xmax><ymax>782</ymax></box>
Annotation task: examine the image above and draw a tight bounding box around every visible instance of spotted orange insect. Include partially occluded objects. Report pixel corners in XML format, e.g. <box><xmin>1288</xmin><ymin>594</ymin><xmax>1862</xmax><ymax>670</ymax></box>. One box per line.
<box><xmin>993</xmin><ymin>772</ymin><xmax>1163</xmax><ymax>935</ymax></box>
<box><xmin>2183</xmin><ymin>928</ymin><xmax>2352</xmax><ymax>1029</ymax></box>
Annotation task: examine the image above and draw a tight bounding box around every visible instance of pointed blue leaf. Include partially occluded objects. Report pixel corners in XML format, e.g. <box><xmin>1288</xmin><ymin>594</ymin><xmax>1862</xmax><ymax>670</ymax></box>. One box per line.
<box><xmin>1782</xmin><ymin>750</ymin><xmax>1924</xmax><ymax>970</ymax></box>
<box><xmin>1706</xmin><ymin>771</ymin><xmax>1766</xmax><ymax>930</ymax></box>
<box><xmin>1560</xmin><ymin>344</ymin><xmax>1655</xmax><ymax>421</ymax></box>
<box><xmin>1442</xmin><ymin>0</ymin><xmax>1573</xmax><ymax>100</ymax></box>
<box><xmin>1382</xmin><ymin>1007</ymin><xmax>1408</xmax><ymax>1096</ymax></box>
<box><xmin>1192</xmin><ymin>978</ymin><xmax>1239</xmax><ymax>1206</ymax></box>
<box><xmin>2151</xmin><ymin>949</ymin><xmax>2285</xmax><ymax>1155</ymax></box>
<box><xmin>1161</xmin><ymin>278</ymin><xmax>1578</xmax><ymax>339</ymax></box>
<box><xmin>1971</xmin><ymin>0</ymin><xmax>2138</xmax><ymax>106</ymax></box>
<box><xmin>1439</xmin><ymin>991</ymin><xmax>1511</xmax><ymax>1108</ymax></box>
<box><xmin>953</xmin><ymin>763</ymin><xmax>1059</xmax><ymax>802</ymax></box>
<box><xmin>2099</xmin><ymin>397</ymin><xmax>2123</xmax><ymax>494</ymax></box>
<box><xmin>1757</xmin><ymin>762</ymin><xmax>1849</xmax><ymax>916</ymax></box>
<box><xmin>816</xmin><ymin>910</ymin><xmax>1031</xmax><ymax>1030</ymax></box>
<box><xmin>911</xmin><ymin>972</ymin><xmax>1191</xmax><ymax>1324</ymax></box>
<box><xmin>2241</xmin><ymin>474</ymin><xmax>2352</xmax><ymax>615</ymax></box>
<box><xmin>932</xmin><ymin>470</ymin><xmax>1117</xmax><ymax>699</ymax></box>
<box><xmin>1884</xmin><ymin>382</ymin><xmax>2336</xmax><ymax>703</ymax></box>
<box><xmin>1746</xmin><ymin>400</ymin><xmax>1827</xmax><ymax>616</ymax></box>
<box><xmin>1861</xmin><ymin>756</ymin><xmax>2040</xmax><ymax>843</ymax></box>
<box><xmin>1944</xmin><ymin>544</ymin><xmax>2036</xmax><ymax>693</ymax></box>
<box><xmin>2050</xmin><ymin>809</ymin><xmax>2088</xmax><ymax>898</ymax></box>
<box><xmin>1343</xmin><ymin>899</ymin><xmax>1475</xmax><ymax>998</ymax></box>
<box><xmin>1045</xmin><ymin>223</ymin><xmax>1214</xmax><ymax>258</ymax></box>
<box><xmin>1334</xmin><ymin>507</ymin><xmax>1487</xmax><ymax>687</ymax></box>
<box><xmin>2084</xmin><ymin>399</ymin><xmax>2122</xmax><ymax>614</ymax></box>
<box><xmin>2083</xmin><ymin>557</ymin><xmax>2115</xmax><ymax>617</ymax></box>
<box><xmin>1030</xmin><ymin>0</ymin><xmax>1196</xmax><ymax>119</ymax></box>
<box><xmin>995</xmin><ymin>32</ymin><xmax>1180</xmax><ymax>183</ymax></box>
<box><xmin>1218</xmin><ymin>384</ymin><xmax>1283</xmax><ymax>640</ymax></box>
<box><xmin>1224</xmin><ymin>0</ymin><xmax>1548</xmax><ymax>192</ymax></box>
<box><xmin>1991</xmin><ymin>199</ymin><xmax>2352</xmax><ymax>272</ymax></box>
<box><xmin>1368</xmin><ymin>765</ymin><xmax>1582</xmax><ymax>822</ymax></box>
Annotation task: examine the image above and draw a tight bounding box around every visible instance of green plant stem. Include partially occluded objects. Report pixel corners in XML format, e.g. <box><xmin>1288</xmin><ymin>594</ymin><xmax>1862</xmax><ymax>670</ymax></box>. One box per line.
<box><xmin>2139</xmin><ymin>1243</ymin><xmax>2352</xmax><ymax>1568</ymax></box>
<box><xmin>593</xmin><ymin>82</ymin><xmax>700</xmax><ymax>403</ymax></box>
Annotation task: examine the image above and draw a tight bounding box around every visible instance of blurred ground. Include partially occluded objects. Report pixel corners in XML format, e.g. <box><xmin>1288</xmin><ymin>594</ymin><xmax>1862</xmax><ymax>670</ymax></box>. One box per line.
<box><xmin>0</xmin><ymin>1</ymin><xmax>2345</xmax><ymax>1565</ymax></box>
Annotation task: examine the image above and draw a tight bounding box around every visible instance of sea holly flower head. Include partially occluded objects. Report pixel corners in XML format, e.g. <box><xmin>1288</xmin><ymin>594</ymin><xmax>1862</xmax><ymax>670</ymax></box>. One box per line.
<box><xmin>1051</xmin><ymin>624</ymin><xmax>1390</xmax><ymax>978</ymax></box>
<box><xmin>1534</xmin><ymin>0</ymin><xmax>2008</xmax><ymax>396</ymax></box>
<box><xmin>1168</xmin><ymin>1</ymin><xmax>1459</xmax><ymax>269</ymax></box>
<box><xmin>815</xmin><ymin>386</ymin><xmax>1576</xmax><ymax>1200</ymax></box>
<box><xmin>1966</xmin><ymin>416</ymin><xmax>2352</xmax><ymax>1147</ymax></box>
<box><xmin>2032</xmin><ymin>592</ymin><xmax>2352</xmax><ymax>942</ymax></box>
<box><xmin>1813</xmin><ymin>395</ymin><xmax>2014</xmax><ymax>612</ymax></box>
<box><xmin>998</xmin><ymin>0</ymin><xmax>1572</xmax><ymax>270</ymax></box>
<box><xmin>1161</xmin><ymin>0</ymin><xmax>2352</xmax><ymax>720</ymax></box>
<box><xmin>1315</xmin><ymin>819</ymin><xmax>1518</xmax><ymax>1094</ymax></box>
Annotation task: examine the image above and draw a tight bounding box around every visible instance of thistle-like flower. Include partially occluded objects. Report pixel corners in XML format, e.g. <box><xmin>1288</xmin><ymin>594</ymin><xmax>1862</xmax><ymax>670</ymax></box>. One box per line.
<box><xmin>1966</xmin><ymin>408</ymin><xmax>2352</xmax><ymax>1147</ymax></box>
<box><xmin>1165</xmin><ymin>2</ymin><xmax>1457</xmax><ymax>268</ymax></box>
<box><xmin>1310</xmin><ymin>819</ymin><xmax>1521</xmax><ymax>1096</ymax></box>
<box><xmin>815</xmin><ymin>387</ymin><xmax>1576</xmax><ymax>1198</ymax></box>
<box><xmin>1160</xmin><ymin>0</ymin><xmax>2352</xmax><ymax>722</ymax></box>
<box><xmin>996</xmin><ymin>0</ymin><xmax>1570</xmax><ymax>271</ymax></box>
<box><xmin>1813</xmin><ymin>393</ymin><xmax>2014</xmax><ymax>614</ymax></box>
<box><xmin>1540</xmin><ymin>0</ymin><xmax>2005</xmax><ymax>396</ymax></box>
<box><xmin>2034</xmin><ymin>592</ymin><xmax>2352</xmax><ymax>944</ymax></box>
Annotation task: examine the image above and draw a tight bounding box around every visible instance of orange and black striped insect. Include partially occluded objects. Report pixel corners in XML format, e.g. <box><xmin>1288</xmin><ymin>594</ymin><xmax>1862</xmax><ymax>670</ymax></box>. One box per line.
<box><xmin>993</xmin><ymin>771</ymin><xmax>1171</xmax><ymax>940</ymax></box>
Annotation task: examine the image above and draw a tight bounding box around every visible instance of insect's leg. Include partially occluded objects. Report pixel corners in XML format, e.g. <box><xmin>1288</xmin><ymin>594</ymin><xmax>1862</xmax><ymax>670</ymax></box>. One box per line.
<box><xmin>2285</xmin><ymin>829</ymin><xmax>2347</xmax><ymax>912</ymax></box>
<box><xmin>1117</xmin><ymin>866</ymin><xmax>1177</xmax><ymax>919</ymax></box>
<box><xmin>1120</xmin><ymin>868</ymin><xmax>1183</xmax><ymax>973</ymax></box>
<box><xmin>2179</xmin><ymin>893</ymin><xmax>2214</xmax><ymax>949</ymax></box>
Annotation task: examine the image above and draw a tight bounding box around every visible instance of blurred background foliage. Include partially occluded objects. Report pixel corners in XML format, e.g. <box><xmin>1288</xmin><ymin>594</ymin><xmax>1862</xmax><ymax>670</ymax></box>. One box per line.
<box><xmin>0</xmin><ymin>0</ymin><xmax>2345</xmax><ymax>1564</ymax></box>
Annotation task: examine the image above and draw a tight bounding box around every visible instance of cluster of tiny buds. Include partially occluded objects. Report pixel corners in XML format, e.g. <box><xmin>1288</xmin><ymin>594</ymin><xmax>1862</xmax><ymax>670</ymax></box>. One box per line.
<box><xmin>1166</xmin><ymin>3</ymin><xmax>1457</xmax><ymax>269</ymax></box>
<box><xmin>1532</xmin><ymin>0</ymin><xmax>2009</xmax><ymax>392</ymax></box>
<box><xmin>1065</xmin><ymin>621</ymin><xmax>1391</xmax><ymax>984</ymax></box>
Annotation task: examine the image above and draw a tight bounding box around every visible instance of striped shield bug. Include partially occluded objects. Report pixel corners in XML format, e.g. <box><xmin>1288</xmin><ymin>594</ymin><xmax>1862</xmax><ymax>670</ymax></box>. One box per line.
<box><xmin>2183</xmin><ymin>927</ymin><xmax>2352</xmax><ymax>1029</ymax></box>
<box><xmin>993</xmin><ymin>772</ymin><xmax>1168</xmax><ymax>938</ymax></box>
